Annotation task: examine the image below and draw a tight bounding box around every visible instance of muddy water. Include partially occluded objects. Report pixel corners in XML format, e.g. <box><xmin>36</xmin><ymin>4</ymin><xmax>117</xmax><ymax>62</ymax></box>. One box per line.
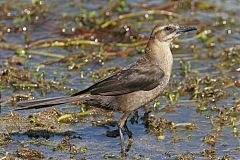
<box><xmin>0</xmin><ymin>0</ymin><xmax>239</xmax><ymax>159</ymax></box>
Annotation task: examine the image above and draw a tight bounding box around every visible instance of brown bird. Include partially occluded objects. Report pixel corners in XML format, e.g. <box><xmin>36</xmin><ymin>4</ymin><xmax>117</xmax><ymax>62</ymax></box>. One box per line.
<box><xmin>16</xmin><ymin>24</ymin><xmax>197</xmax><ymax>157</ymax></box>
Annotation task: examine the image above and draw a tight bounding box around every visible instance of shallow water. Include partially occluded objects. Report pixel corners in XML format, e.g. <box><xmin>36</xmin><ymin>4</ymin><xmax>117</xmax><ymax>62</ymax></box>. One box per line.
<box><xmin>0</xmin><ymin>0</ymin><xmax>239</xmax><ymax>159</ymax></box>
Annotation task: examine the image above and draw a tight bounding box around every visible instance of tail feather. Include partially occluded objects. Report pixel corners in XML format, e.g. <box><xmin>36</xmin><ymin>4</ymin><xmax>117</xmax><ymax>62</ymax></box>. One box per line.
<box><xmin>15</xmin><ymin>95</ymin><xmax>89</xmax><ymax>110</ymax></box>
<box><xmin>17</xmin><ymin>96</ymin><xmax>68</xmax><ymax>107</ymax></box>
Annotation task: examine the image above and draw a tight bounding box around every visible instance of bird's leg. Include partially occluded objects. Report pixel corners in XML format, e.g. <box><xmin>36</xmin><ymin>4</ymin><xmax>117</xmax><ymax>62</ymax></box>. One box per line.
<box><xmin>118</xmin><ymin>112</ymin><xmax>130</xmax><ymax>158</ymax></box>
<box><xmin>119</xmin><ymin>125</ymin><xmax>125</xmax><ymax>157</ymax></box>
<box><xmin>124</xmin><ymin>122</ymin><xmax>133</xmax><ymax>152</ymax></box>
<box><xmin>124</xmin><ymin>123</ymin><xmax>132</xmax><ymax>139</ymax></box>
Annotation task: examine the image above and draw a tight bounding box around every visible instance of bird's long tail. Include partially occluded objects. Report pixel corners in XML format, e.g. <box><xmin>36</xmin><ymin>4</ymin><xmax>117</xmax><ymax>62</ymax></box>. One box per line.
<box><xmin>15</xmin><ymin>95</ymin><xmax>89</xmax><ymax>110</ymax></box>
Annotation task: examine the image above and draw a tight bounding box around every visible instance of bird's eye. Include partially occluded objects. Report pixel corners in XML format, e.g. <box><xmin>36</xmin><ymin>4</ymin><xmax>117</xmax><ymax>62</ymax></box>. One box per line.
<box><xmin>165</xmin><ymin>27</ymin><xmax>171</xmax><ymax>30</ymax></box>
<box><xmin>165</xmin><ymin>26</ymin><xmax>174</xmax><ymax>32</ymax></box>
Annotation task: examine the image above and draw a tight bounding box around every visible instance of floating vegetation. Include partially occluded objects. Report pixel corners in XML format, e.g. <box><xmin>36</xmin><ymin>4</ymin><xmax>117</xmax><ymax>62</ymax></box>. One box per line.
<box><xmin>0</xmin><ymin>0</ymin><xmax>239</xmax><ymax>159</ymax></box>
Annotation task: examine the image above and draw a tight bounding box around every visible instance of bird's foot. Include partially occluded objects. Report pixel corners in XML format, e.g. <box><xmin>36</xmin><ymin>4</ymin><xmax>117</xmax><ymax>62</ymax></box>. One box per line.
<box><xmin>126</xmin><ymin>138</ymin><xmax>133</xmax><ymax>152</ymax></box>
<box><xmin>119</xmin><ymin>127</ymin><xmax>127</xmax><ymax>158</ymax></box>
<box><xmin>121</xmin><ymin>150</ymin><xmax>127</xmax><ymax>159</ymax></box>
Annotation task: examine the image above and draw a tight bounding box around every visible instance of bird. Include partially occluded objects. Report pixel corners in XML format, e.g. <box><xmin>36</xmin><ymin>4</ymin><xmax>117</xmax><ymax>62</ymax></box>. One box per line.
<box><xmin>16</xmin><ymin>24</ymin><xmax>197</xmax><ymax>157</ymax></box>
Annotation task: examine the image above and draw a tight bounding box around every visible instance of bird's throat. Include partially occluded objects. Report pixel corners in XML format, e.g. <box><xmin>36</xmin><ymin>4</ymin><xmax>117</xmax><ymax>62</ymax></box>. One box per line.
<box><xmin>146</xmin><ymin>39</ymin><xmax>173</xmax><ymax>76</ymax></box>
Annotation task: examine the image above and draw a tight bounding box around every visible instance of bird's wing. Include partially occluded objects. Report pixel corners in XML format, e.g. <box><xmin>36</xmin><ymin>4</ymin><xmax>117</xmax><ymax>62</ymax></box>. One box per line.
<box><xmin>73</xmin><ymin>64</ymin><xmax>164</xmax><ymax>96</ymax></box>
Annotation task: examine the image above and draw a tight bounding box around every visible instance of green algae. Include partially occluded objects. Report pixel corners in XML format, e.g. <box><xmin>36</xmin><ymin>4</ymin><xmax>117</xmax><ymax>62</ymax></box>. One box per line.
<box><xmin>0</xmin><ymin>0</ymin><xmax>239</xmax><ymax>159</ymax></box>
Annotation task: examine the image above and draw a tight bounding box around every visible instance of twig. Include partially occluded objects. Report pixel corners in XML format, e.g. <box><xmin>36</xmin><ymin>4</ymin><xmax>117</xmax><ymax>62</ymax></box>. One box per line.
<box><xmin>29</xmin><ymin>39</ymin><xmax>103</xmax><ymax>49</ymax></box>
<box><xmin>58</xmin><ymin>110</ymin><xmax>93</xmax><ymax>123</ymax></box>
<box><xmin>115</xmin><ymin>40</ymin><xmax>147</xmax><ymax>47</ymax></box>
<box><xmin>0</xmin><ymin>42</ymin><xmax>24</xmax><ymax>50</ymax></box>
<box><xmin>101</xmin><ymin>10</ymin><xmax>181</xmax><ymax>28</ymax></box>
<box><xmin>28</xmin><ymin>50</ymin><xmax>65</xmax><ymax>58</ymax></box>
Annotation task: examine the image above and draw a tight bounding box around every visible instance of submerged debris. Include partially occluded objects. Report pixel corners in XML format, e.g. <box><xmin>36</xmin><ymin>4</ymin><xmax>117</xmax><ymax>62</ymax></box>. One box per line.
<box><xmin>0</xmin><ymin>0</ymin><xmax>239</xmax><ymax>159</ymax></box>
<box><xmin>15</xmin><ymin>147</ymin><xmax>45</xmax><ymax>160</ymax></box>
<box><xmin>146</xmin><ymin>114</ymin><xmax>197</xmax><ymax>140</ymax></box>
<box><xmin>175</xmin><ymin>152</ymin><xmax>195</xmax><ymax>160</ymax></box>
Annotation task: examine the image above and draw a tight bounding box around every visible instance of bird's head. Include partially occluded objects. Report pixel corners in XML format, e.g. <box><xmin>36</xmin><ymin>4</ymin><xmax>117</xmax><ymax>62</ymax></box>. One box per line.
<box><xmin>150</xmin><ymin>24</ymin><xmax>197</xmax><ymax>43</ymax></box>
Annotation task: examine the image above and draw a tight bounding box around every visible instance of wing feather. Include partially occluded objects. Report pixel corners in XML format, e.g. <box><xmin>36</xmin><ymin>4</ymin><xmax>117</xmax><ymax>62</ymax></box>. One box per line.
<box><xmin>73</xmin><ymin>64</ymin><xmax>164</xmax><ymax>96</ymax></box>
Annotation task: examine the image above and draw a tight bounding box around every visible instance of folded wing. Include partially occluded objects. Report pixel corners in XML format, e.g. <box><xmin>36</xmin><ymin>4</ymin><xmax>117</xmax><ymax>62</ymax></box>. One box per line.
<box><xmin>73</xmin><ymin>64</ymin><xmax>164</xmax><ymax>96</ymax></box>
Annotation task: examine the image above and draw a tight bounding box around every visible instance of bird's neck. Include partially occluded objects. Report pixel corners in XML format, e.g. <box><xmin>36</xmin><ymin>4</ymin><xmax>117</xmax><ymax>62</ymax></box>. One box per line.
<box><xmin>145</xmin><ymin>39</ymin><xmax>173</xmax><ymax>76</ymax></box>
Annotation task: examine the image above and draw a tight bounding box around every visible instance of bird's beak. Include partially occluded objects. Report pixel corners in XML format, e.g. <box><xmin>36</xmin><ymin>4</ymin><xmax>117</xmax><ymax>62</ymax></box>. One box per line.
<box><xmin>176</xmin><ymin>26</ymin><xmax>197</xmax><ymax>33</ymax></box>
